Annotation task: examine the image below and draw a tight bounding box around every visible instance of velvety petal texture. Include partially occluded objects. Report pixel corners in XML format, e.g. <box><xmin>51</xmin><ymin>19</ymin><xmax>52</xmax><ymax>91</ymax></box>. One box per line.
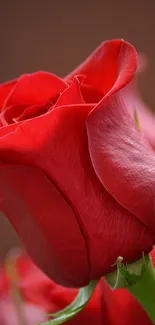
<box><xmin>0</xmin><ymin>103</ymin><xmax>154</xmax><ymax>284</ymax></box>
<box><xmin>53</xmin><ymin>76</ymin><xmax>84</xmax><ymax>108</ymax></box>
<box><xmin>3</xmin><ymin>72</ymin><xmax>67</xmax><ymax>109</ymax></box>
<box><xmin>66</xmin><ymin>39</ymin><xmax>137</xmax><ymax>97</ymax></box>
<box><xmin>0</xmin><ymin>165</ymin><xmax>89</xmax><ymax>287</ymax></box>
<box><xmin>87</xmin><ymin>91</ymin><xmax>155</xmax><ymax>233</ymax></box>
<box><xmin>0</xmin><ymin>39</ymin><xmax>154</xmax><ymax>287</ymax></box>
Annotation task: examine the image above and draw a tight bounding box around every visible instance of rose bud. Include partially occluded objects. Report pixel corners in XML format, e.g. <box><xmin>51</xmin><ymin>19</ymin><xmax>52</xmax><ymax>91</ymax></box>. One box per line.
<box><xmin>0</xmin><ymin>39</ymin><xmax>154</xmax><ymax>287</ymax></box>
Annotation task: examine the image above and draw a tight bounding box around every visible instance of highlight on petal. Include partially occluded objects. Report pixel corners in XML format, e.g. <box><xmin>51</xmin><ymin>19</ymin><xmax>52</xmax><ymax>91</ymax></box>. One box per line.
<box><xmin>2</xmin><ymin>72</ymin><xmax>68</xmax><ymax>110</ymax></box>
<box><xmin>87</xmin><ymin>90</ymin><xmax>155</xmax><ymax>233</ymax></box>
<box><xmin>0</xmin><ymin>164</ymin><xmax>89</xmax><ymax>287</ymax></box>
<box><xmin>65</xmin><ymin>39</ymin><xmax>137</xmax><ymax>97</ymax></box>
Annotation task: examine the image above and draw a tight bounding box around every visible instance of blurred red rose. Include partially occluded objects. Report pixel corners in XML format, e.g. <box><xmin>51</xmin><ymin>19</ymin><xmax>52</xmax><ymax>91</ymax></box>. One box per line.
<box><xmin>0</xmin><ymin>252</ymin><xmax>102</xmax><ymax>325</ymax></box>
<box><xmin>0</xmin><ymin>39</ymin><xmax>154</xmax><ymax>287</ymax></box>
<box><xmin>0</xmin><ymin>251</ymin><xmax>154</xmax><ymax>325</ymax></box>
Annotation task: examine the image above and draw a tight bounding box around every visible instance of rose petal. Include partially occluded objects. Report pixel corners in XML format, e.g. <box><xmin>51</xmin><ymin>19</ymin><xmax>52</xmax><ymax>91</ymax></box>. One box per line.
<box><xmin>87</xmin><ymin>91</ymin><xmax>155</xmax><ymax>233</ymax></box>
<box><xmin>0</xmin><ymin>104</ymin><xmax>153</xmax><ymax>280</ymax></box>
<box><xmin>80</xmin><ymin>84</ymin><xmax>103</xmax><ymax>103</ymax></box>
<box><xmin>14</xmin><ymin>104</ymin><xmax>49</xmax><ymax>122</ymax></box>
<box><xmin>0</xmin><ymin>123</ymin><xmax>19</xmax><ymax>138</ymax></box>
<box><xmin>0</xmin><ymin>164</ymin><xmax>89</xmax><ymax>287</ymax></box>
<box><xmin>53</xmin><ymin>76</ymin><xmax>84</xmax><ymax>109</ymax></box>
<box><xmin>2</xmin><ymin>72</ymin><xmax>67</xmax><ymax>110</ymax></box>
<box><xmin>0</xmin><ymin>104</ymin><xmax>28</xmax><ymax>125</ymax></box>
<box><xmin>65</xmin><ymin>39</ymin><xmax>137</xmax><ymax>96</ymax></box>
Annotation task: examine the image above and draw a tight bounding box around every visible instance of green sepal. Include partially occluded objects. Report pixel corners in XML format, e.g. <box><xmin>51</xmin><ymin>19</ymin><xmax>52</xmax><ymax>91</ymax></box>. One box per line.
<box><xmin>40</xmin><ymin>279</ymin><xmax>99</xmax><ymax>325</ymax></box>
<box><xmin>106</xmin><ymin>254</ymin><xmax>155</xmax><ymax>324</ymax></box>
<box><xmin>105</xmin><ymin>254</ymin><xmax>149</xmax><ymax>289</ymax></box>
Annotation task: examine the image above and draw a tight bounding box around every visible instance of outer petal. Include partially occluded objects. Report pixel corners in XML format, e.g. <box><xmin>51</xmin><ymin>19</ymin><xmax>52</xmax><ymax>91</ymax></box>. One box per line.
<box><xmin>87</xmin><ymin>91</ymin><xmax>155</xmax><ymax>233</ymax></box>
<box><xmin>0</xmin><ymin>164</ymin><xmax>89</xmax><ymax>287</ymax></box>
<box><xmin>2</xmin><ymin>72</ymin><xmax>67</xmax><ymax>110</ymax></box>
<box><xmin>0</xmin><ymin>104</ymin><xmax>154</xmax><ymax>281</ymax></box>
<box><xmin>65</xmin><ymin>39</ymin><xmax>137</xmax><ymax>96</ymax></box>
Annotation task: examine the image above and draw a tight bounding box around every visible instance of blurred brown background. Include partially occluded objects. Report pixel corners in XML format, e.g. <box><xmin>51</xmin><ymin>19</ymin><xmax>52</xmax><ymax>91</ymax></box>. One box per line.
<box><xmin>0</xmin><ymin>0</ymin><xmax>155</xmax><ymax>260</ymax></box>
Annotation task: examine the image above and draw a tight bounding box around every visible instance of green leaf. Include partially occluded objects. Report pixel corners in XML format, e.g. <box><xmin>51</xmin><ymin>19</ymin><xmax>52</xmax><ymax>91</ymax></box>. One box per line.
<box><xmin>40</xmin><ymin>279</ymin><xmax>99</xmax><ymax>325</ymax></box>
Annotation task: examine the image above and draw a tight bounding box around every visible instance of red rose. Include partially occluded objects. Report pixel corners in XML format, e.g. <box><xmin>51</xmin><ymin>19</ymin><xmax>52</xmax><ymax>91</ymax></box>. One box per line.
<box><xmin>0</xmin><ymin>39</ymin><xmax>154</xmax><ymax>287</ymax></box>
<box><xmin>0</xmin><ymin>253</ymin><xmax>102</xmax><ymax>325</ymax></box>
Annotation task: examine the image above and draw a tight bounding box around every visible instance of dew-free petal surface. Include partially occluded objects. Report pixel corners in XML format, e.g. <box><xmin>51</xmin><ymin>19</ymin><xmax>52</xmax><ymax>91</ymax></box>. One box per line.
<box><xmin>0</xmin><ymin>164</ymin><xmax>89</xmax><ymax>287</ymax></box>
<box><xmin>66</xmin><ymin>39</ymin><xmax>137</xmax><ymax>97</ymax></box>
<box><xmin>0</xmin><ymin>104</ymin><xmax>153</xmax><ymax>282</ymax></box>
<box><xmin>87</xmin><ymin>91</ymin><xmax>155</xmax><ymax>233</ymax></box>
